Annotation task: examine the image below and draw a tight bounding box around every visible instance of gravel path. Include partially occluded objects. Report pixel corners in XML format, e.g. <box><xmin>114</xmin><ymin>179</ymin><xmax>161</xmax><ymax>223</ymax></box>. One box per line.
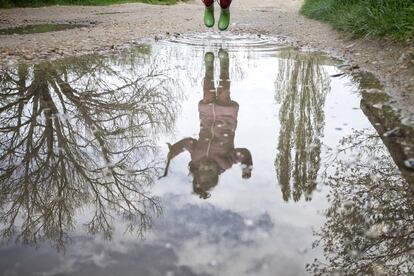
<box><xmin>0</xmin><ymin>0</ymin><xmax>413</xmax><ymax>123</ymax></box>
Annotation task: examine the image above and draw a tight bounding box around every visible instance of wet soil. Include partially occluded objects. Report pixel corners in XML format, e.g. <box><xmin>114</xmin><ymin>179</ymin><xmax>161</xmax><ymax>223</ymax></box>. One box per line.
<box><xmin>0</xmin><ymin>0</ymin><xmax>413</xmax><ymax>126</ymax></box>
<box><xmin>0</xmin><ymin>23</ymin><xmax>89</xmax><ymax>35</ymax></box>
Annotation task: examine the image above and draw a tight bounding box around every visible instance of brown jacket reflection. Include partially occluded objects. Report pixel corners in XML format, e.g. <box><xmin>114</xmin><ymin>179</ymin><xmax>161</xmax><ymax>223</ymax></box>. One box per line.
<box><xmin>169</xmin><ymin>100</ymin><xmax>252</xmax><ymax>175</ymax></box>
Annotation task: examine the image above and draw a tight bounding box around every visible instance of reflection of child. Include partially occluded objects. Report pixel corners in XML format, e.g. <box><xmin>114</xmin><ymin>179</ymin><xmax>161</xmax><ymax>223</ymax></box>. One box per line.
<box><xmin>202</xmin><ymin>0</ymin><xmax>232</xmax><ymax>31</ymax></box>
<box><xmin>166</xmin><ymin>50</ymin><xmax>253</xmax><ymax>199</ymax></box>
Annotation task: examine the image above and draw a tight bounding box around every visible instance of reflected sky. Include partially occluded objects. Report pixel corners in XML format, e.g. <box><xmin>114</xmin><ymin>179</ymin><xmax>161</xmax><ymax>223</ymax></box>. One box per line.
<box><xmin>0</xmin><ymin>33</ymin><xmax>413</xmax><ymax>276</ymax></box>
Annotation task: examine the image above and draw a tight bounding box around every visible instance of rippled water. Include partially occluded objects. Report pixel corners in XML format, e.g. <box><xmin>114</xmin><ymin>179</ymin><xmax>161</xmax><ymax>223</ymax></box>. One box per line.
<box><xmin>0</xmin><ymin>33</ymin><xmax>413</xmax><ymax>276</ymax></box>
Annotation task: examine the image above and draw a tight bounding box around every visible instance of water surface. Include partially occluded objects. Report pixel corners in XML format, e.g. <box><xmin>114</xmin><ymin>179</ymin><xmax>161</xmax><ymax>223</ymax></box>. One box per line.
<box><xmin>0</xmin><ymin>33</ymin><xmax>413</xmax><ymax>276</ymax></box>
<box><xmin>0</xmin><ymin>24</ymin><xmax>89</xmax><ymax>35</ymax></box>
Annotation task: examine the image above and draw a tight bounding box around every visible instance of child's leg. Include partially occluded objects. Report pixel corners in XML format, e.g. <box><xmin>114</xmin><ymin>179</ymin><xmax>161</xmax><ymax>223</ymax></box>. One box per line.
<box><xmin>219</xmin><ymin>0</ymin><xmax>231</xmax><ymax>9</ymax></box>
<box><xmin>203</xmin><ymin>0</ymin><xmax>215</xmax><ymax>28</ymax></box>
<box><xmin>217</xmin><ymin>80</ymin><xmax>230</xmax><ymax>105</ymax></box>
<box><xmin>203</xmin><ymin>52</ymin><xmax>216</xmax><ymax>104</ymax></box>
<box><xmin>217</xmin><ymin>49</ymin><xmax>231</xmax><ymax>105</ymax></box>
<box><xmin>218</xmin><ymin>0</ymin><xmax>231</xmax><ymax>31</ymax></box>
<box><xmin>202</xmin><ymin>0</ymin><xmax>214</xmax><ymax>6</ymax></box>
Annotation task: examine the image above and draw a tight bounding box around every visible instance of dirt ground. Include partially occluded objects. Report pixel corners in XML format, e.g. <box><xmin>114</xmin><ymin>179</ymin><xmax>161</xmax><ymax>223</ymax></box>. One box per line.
<box><xmin>0</xmin><ymin>0</ymin><xmax>413</xmax><ymax>123</ymax></box>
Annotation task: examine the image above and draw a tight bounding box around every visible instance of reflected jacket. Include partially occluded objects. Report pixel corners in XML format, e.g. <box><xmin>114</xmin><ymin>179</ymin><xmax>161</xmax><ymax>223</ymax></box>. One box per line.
<box><xmin>169</xmin><ymin>100</ymin><xmax>252</xmax><ymax>174</ymax></box>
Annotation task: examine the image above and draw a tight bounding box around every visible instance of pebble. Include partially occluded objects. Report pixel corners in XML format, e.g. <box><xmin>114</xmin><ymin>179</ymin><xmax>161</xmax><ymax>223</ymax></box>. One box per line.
<box><xmin>397</xmin><ymin>53</ymin><xmax>407</xmax><ymax>64</ymax></box>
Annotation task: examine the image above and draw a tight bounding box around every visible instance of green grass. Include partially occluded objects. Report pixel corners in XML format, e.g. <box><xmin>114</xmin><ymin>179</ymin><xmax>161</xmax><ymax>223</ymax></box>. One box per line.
<box><xmin>0</xmin><ymin>0</ymin><xmax>178</xmax><ymax>8</ymax></box>
<box><xmin>301</xmin><ymin>0</ymin><xmax>414</xmax><ymax>41</ymax></box>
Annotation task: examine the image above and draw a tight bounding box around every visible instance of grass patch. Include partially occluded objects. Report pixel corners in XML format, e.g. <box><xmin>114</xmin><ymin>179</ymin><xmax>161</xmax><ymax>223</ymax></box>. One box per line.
<box><xmin>0</xmin><ymin>0</ymin><xmax>178</xmax><ymax>8</ymax></box>
<box><xmin>301</xmin><ymin>0</ymin><xmax>414</xmax><ymax>41</ymax></box>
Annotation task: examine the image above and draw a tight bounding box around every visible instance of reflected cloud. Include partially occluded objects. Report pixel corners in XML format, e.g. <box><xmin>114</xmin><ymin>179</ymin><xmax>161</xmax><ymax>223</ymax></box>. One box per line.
<box><xmin>0</xmin><ymin>192</ymin><xmax>275</xmax><ymax>276</ymax></box>
<box><xmin>274</xmin><ymin>50</ymin><xmax>331</xmax><ymax>202</ymax></box>
<box><xmin>154</xmin><ymin>194</ymin><xmax>273</xmax><ymax>243</ymax></box>
<box><xmin>0</xmin><ymin>48</ymin><xmax>180</xmax><ymax>250</ymax></box>
<box><xmin>0</xmin><ymin>239</ymin><xmax>209</xmax><ymax>276</ymax></box>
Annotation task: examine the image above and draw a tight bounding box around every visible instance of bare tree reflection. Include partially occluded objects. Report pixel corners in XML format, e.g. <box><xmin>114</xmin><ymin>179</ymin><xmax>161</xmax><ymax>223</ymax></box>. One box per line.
<box><xmin>274</xmin><ymin>50</ymin><xmax>330</xmax><ymax>202</ymax></box>
<box><xmin>310</xmin><ymin>130</ymin><xmax>414</xmax><ymax>275</ymax></box>
<box><xmin>309</xmin><ymin>88</ymin><xmax>414</xmax><ymax>275</ymax></box>
<box><xmin>0</xmin><ymin>50</ymin><xmax>179</xmax><ymax>250</ymax></box>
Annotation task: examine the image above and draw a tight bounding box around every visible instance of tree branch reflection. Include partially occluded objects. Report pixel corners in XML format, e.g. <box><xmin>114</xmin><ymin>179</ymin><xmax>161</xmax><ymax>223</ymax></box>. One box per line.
<box><xmin>310</xmin><ymin>84</ymin><xmax>414</xmax><ymax>275</ymax></box>
<box><xmin>0</xmin><ymin>51</ymin><xmax>179</xmax><ymax>250</ymax></box>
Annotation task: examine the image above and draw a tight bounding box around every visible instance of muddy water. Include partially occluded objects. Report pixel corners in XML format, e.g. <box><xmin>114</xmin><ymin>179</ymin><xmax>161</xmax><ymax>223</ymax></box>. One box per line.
<box><xmin>0</xmin><ymin>33</ymin><xmax>413</xmax><ymax>276</ymax></box>
<box><xmin>0</xmin><ymin>24</ymin><xmax>89</xmax><ymax>35</ymax></box>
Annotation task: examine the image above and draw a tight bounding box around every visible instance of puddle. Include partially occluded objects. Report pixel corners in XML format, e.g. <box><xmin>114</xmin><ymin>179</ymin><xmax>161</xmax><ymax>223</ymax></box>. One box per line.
<box><xmin>0</xmin><ymin>33</ymin><xmax>413</xmax><ymax>276</ymax></box>
<box><xmin>0</xmin><ymin>23</ymin><xmax>90</xmax><ymax>35</ymax></box>
<box><xmin>95</xmin><ymin>11</ymin><xmax>130</xmax><ymax>15</ymax></box>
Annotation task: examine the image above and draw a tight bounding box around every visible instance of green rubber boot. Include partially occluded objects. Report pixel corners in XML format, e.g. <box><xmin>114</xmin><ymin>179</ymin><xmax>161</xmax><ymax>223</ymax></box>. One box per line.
<box><xmin>218</xmin><ymin>8</ymin><xmax>230</xmax><ymax>31</ymax></box>
<box><xmin>218</xmin><ymin>48</ymin><xmax>229</xmax><ymax>70</ymax></box>
<box><xmin>204</xmin><ymin>5</ymin><xmax>214</xmax><ymax>28</ymax></box>
<box><xmin>205</xmin><ymin>52</ymin><xmax>214</xmax><ymax>71</ymax></box>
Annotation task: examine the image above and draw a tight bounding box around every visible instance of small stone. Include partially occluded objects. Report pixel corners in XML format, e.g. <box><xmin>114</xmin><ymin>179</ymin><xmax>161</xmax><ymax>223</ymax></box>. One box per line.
<box><xmin>346</xmin><ymin>43</ymin><xmax>355</xmax><ymax>48</ymax></box>
<box><xmin>397</xmin><ymin>53</ymin><xmax>407</xmax><ymax>64</ymax></box>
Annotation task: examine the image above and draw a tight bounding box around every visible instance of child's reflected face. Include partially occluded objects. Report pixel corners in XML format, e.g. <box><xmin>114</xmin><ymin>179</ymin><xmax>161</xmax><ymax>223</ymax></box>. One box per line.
<box><xmin>196</xmin><ymin>160</ymin><xmax>219</xmax><ymax>184</ymax></box>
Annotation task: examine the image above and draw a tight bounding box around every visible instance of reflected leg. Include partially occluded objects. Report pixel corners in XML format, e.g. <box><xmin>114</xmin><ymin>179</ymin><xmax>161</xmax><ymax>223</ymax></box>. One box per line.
<box><xmin>203</xmin><ymin>52</ymin><xmax>215</xmax><ymax>104</ymax></box>
<box><xmin>217</xmin><ymin>49</ymin><xmax>231</xmax><ymax>105</ymax></box>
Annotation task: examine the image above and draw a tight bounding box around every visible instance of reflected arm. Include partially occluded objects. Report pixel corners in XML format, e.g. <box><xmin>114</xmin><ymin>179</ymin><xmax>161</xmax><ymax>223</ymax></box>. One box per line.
<box><xmin>167</xmin><ymin>138</ymin><xmax>197</xmax><ymax>160</ymax></box>
<box><xmin>160</xmin><ymin>138</ymin><xmax>197</xmax><ymax>179</ymax></box>
<box><xmin>235</xmin><ymin>148</ymin><xmax>253</xmax><ymax>179</ymax></box>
